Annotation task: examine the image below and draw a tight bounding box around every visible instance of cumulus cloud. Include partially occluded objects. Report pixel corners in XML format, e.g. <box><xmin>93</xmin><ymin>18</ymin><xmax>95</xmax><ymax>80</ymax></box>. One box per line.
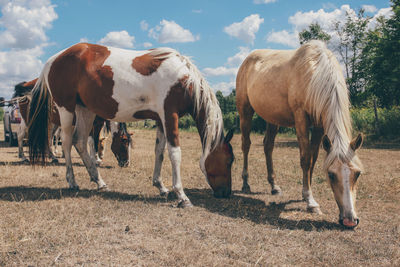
<box><xmin>203</xmin><ymin>47</ymin><xmax>251</xmax><ymax>95</ymax></box>
<box><xmin>202</xmin><ymin>46</ymin><xmax>250</xmax><ymax>78</ymax></box>
<box><xmin>98</xmin><ymin>30</ymin><xmax>135</xmax><ymax>48</ymax></box>
<box><xmin>148</xmin><ymin>20</ymin><xmax>199</xmax><ymax>43</ymax></box>
<box><xmin>143</xmin><ymin>42</ymin><xmax>153</xmax><ymax>48</ymax></box>
<box><xmin>362</xmin><ymin>5</ymin><xmax>377</xmax><ymax>13</ymax></box>
<box><xmin>212</xmin><ymin>81</ymin><xmax>236</xmax><ymax>96</ymax></box>
<box><xmin>0</xmin><ymin>0</ymin><xmax>57</xmax><ymax>98</ymax></box>
<box><xmin>0</xmin><ymin>0</ymin><xmax>57</xmax><ymax>49</ymax></box>
<box><xmin>226</xmin><ymin>46</ymin><xmax>250</xmax><ymax>67</ymax></box>
<box><xmin>266</xmin><ymin>5</ymin><xmax>393</xmax><ymax>48</ymax></box>
<box><xmin>140</xmin><ymin>20</ymin><xmax>149</xmax><ymax>31</ymax></box>
<box><xmin>224</xmin><ymin>14</ymin><xmax>264</xmax><ymax>44</ymax></box>
<box><xmin>254</xmin><ymin>0</ymin><xmax>277</xmax><ymax>4</ymax></box>
<box><xmin>203</xmin><ymin>67</ymin><xmax>238</xmax><ymax>77</ymax></box>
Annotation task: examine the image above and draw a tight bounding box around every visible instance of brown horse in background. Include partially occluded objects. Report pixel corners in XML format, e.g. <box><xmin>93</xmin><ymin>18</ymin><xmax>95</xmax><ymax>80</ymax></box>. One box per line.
<box><xmin>236</xmin><ymin>40</ymin><xmax>363</xmax><ymax>228</ymax></box>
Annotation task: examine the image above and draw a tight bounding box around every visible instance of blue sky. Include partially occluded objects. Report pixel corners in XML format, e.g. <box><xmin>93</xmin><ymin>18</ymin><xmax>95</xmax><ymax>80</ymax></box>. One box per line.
<box><xmin>0</xmin><ymin>0</ymin><xmax>393</xmax><ymax>98</ymax></box>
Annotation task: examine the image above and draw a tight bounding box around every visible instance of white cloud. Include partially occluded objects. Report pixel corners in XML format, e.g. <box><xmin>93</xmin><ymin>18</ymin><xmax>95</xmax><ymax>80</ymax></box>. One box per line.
<box><xmin>0</xmin><ymin>46</ymin><xmax>44</xmax><ymax>98</ymax></box>
<box><xmin>140</xmin><ymin>20</ymin><xmax>149</xmax><ymax>31</ymax></box>
<box><xmin>226</xmin><ymin>46</ymin><xmax>250</xmax><ymax>67</ymax></box>
<box><xmin>202</xmin><ymin>46</ymin><xmax>250</xmax><ymax>79</ymax></box>
<box><xmin>0</xmin><ymin>0</ymin><xmax>57</xmax><ymax>98</ymax></box>
<box><xmin>362</xmin><ymin>5</ymin><xmax>377</xmax><ymax>13</ymax></box>
<box><xmin>0</xmin><ymin>0</ymin><xmax>57</xmax><ymax>49</ymax></box>
<box><xmin>143</xmin><ymin>42</ymin><xmax>153</xmax><ymax>48</ymax></box>
<box><xmin>80</xmin><ymin>37</ymin><xmax>89</xmax><ymax>43</ymax></box>
<box><xmin>254</xmin><ymin>0</ymin><xmax>277</xmax><ymax>4</ymax></box>
<box><xmin>265</xmin><ymin>5</ymin><xmax>393</xmax><ymax>48</ymax></box>
<box><xmin>203</xmin><ymin>66</ymin><xmax>238</xmax><ymax>77</ymax></box>
<box><xmin>266</xmin><ymin>30</ymin><xmax>299</xmax><ymax>48</ymax></box>
<box><xmin>98</xmin><ymin>30</ymin><xmax>135</xmax><ymax>48</ymax></box>
<box><xmin>212</xmin><ymin>81</ymin><xmax>236</xmax><ymax>96</ymax></box>
<box><xmin>148</xmin><ymin>20</ymin><xmax>199</xmax><ymax>43</ymax></box>
<box><xmin>369</xmin><ymin>7</ymin><xmax>393</xmax><ymax>29</ymax></box>
<box><xmin>224</xmin><ymin>14</ymin><xmax>264</xmax><ymax>44</ymax></box>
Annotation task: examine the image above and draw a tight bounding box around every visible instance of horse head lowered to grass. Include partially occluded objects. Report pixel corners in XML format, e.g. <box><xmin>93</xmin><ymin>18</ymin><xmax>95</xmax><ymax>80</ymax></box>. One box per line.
<box><xmin>28</xmin><ymin>43</ymin><xmax>234</xmax><ymax>207</ymax></box>
<box><xmin>236</xmin><ymin>40</ymin><xmax>363</xmax><ymax>228</ymax></box>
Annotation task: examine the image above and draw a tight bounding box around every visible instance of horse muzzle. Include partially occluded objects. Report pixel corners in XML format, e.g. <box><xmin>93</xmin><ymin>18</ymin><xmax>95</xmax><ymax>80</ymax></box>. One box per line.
<box><xmin>118</xmin><ymin>161</ymin><xmax>130</xmax><ymax>168</ymax></box>
<box><xmin>213</xmin><ymin>187</ymin><xmax>231</xmax><ymax>198</ymax></box>
<box><xmin>339</xmin><ymin>217</ymin><xmax>360</xmax><ymax>229</ymax></box>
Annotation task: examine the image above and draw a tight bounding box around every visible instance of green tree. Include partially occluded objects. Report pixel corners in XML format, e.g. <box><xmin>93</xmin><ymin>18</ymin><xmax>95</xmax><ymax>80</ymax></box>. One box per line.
<box><xmin>299</xmin><ymin>23</ymin><xmax>331</xmax><ymax>45</ymax></box>
<box><xmin>361</xmin><ymin>0</ymin><xmax>400</xmax><ymax>108</ymax></box>
<box><xmin>333</xmin><ymin>9</ymin><xmax>371</xmax><ymax>105</ymax></box>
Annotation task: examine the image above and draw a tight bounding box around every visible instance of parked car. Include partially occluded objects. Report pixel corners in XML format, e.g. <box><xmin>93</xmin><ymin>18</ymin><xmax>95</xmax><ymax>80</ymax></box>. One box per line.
<box><xmin>3</xmin><ymin>102</ymin><xmax>21</xmax><ymax>146</ymax></box>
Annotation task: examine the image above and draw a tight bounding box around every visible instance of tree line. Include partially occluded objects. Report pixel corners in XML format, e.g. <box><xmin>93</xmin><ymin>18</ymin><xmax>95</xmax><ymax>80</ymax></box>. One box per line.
<box><xmin>179</xmin><ymin>0</ymin><xmax>399</xmax><ymax>138</ymax></box>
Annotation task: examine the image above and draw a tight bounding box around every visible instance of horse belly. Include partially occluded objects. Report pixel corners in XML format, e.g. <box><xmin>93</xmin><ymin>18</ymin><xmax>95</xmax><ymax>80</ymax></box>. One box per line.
<box><xmin>248</xmin><ymin>79</ymin><xmax>295</xmax><ymax>127</ymax></box>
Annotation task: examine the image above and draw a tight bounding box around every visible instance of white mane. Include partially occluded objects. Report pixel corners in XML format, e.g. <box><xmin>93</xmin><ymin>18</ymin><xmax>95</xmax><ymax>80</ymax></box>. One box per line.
<box><xmin>149</xmin><ymin>48</ymin><xmax>224</xmax><ymax>172</ymax></box>
<box><xmin>296</xmin><ymin>40</ymin><xmax>359</xmax><ymax>169</ymax></box>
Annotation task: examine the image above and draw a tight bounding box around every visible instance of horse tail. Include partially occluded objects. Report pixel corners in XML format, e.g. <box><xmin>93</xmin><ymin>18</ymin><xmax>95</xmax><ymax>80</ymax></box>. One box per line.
<box><xmin>28</xmin><ymin>71</ymin><xmax>51</xmax><ymax>165</ymax></box>
<box><xmin>300</xmin><ymin>40</ymin><xmax>352</xmax><ymax>137</ymax></box>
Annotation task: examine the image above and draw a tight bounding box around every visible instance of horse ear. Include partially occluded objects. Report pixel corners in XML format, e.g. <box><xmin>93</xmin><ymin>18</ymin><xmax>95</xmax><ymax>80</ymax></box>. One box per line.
<box><xmin>350</xmin><ymin>133</ymin><xmax>363</xmax><ymax>151</ymax></box>
<box><xmin>322</xmin><ymin>135</ymin><xmax>332</xmax><ymax>152</ymax></box>
<box><xmin>224</xmin><ymin>129</ymin><xmax>234</xmax><ymax>143</ymax></box>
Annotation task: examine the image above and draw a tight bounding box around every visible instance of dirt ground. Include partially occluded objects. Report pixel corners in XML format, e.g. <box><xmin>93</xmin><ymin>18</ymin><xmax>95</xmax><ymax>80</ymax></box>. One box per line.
<box><xmin>0</xmin><ymin>122</ymin><xmax>399</xmax><ymax>266</ymax></box>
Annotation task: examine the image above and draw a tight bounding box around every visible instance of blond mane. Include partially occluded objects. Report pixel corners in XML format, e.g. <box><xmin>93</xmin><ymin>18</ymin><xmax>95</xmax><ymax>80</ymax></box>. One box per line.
<box><xmin>295</xmin><ymin>40</ymin><xmax>360</xmax><ymax>169</ymax></box>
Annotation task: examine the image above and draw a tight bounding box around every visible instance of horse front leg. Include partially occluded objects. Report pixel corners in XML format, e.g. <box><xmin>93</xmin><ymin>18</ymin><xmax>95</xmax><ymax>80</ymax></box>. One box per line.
<box><xmin>263</xmin><ymin>123</ymin><xmax>281</xmax><ymax>195</ymax></box>
<box><xmin>294</xmin><ymin>111</ymin><xmax>321</xmax><ymax>214</ymax></box>
<box><xmin>164</xmin><ymin>113</ymin><xmax>192</xmax><ymax>208</ymax></box>
<box><xmin>74</xmin><ymin>105</ymin><xmax>107</xmax><ymax>190</ymax></box>
<box><xmin>152</xmin><ymin>125</ymin><xmax>169</xmax><ymax>196</ymax></box>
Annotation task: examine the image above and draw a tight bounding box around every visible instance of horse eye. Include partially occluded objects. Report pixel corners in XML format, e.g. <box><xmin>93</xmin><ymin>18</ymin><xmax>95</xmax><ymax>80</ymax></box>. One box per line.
<box><xmin>354</xmin><ymin>172</ymin><xmax>361</xmax><ymax>181</ymax></box>
<box><xmin>328</xmin><ymin>172</ymin><xmax>336</xmax><ymax>182</ymax></box>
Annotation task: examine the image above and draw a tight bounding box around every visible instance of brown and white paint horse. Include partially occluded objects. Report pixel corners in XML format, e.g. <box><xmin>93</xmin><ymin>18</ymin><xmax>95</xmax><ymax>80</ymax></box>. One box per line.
<box><xmin>28</xmin><ymin>43</ymin><xmax>234</xmax><ymax>207</ymax></box>
<box><xmin>236</xmin><ymin>40</ymin><xmax>363</xmax><ymax>228</ymax></box>
<box><xmin>14</xmin><ymin>79</ymin><xmax>124</xmax><ymax>165</ymax></box>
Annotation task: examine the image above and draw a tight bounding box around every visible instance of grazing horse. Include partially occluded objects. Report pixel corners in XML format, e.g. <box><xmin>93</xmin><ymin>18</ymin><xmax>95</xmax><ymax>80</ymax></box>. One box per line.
<box><xmin>15</xmin><ymin>79</ymin><xmax>127</xmax><ymax>165</ymax></box>
<box><xmin>28</xmin><ymin>43</ymin><xmax>234</xmax><ymax>207</ymax></box>
<box><xmin>236</xmin><ymin>40</ymin><xmax>363</xmax><ymax>228</ymax></box>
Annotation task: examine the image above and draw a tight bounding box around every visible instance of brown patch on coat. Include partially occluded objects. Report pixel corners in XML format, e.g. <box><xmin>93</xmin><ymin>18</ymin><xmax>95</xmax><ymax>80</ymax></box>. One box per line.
<box><xmin>131</xmin><ymin>52</ymin><xmax>170</xmax><ymax>76</ymax></box>
<box><xmin>163</xmin><ymin>77</ymin><xmax>193</xmax><ymax>147</ymax></box>
<box><xmin>48</xmin><ymin>43</ymin><xmax>118</xmax><ymax>119</ymax></box>
<box><xmin>22</xmin><ymin>78</ymin><xmax>38</xmax><ymax>89</ymax></box>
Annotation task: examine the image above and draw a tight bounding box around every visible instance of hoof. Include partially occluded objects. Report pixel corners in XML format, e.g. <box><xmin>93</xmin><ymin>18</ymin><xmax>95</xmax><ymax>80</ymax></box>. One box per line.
<box><xmin>307</xmin><ymin>206</ymin><xmax>322</xmax><ymax>214</ymax></box>
<box><xmin>160</xmin><ymin>190</ymin><xmax>169</xmax><ymax>197</ymax></box>
<box><xmin>241</xmin><ymin>184</ymin><xmax>251</xmax><ymax>193</ymax></box>
<box><xmin>98</xmin><ymin>185</ymin><xmax>110</xmax><ymax>192</ymax></box>
<box><xmin>271</xmin><ymin>186</ymin><xmax>282</xmax><ymax>195</ymax></box>
<box><xmin>177</xmin><ymin>199</ymin><xmax>193</xmax><ymax>208</ymax></box>
<box><xmin>68</xmin><ymin>185</ymin><xmax>80</xmax><ymax>191</ymax></box>
<box><xmin>22</xmin><ymin>158</ymin><xmax>29</xmax><ymax>163</ymax></box>
<box><xmin>51</xmin><ymin>158</ymin><xmax>59</xmax><ymax>164</ymax></box>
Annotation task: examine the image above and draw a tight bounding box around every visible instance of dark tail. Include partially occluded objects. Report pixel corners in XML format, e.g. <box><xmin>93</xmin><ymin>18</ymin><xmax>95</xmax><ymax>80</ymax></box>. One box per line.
<box><xmin>28</xmin><ymin>77</ymin><xmax>51</xmax><ymax>165</ymax></box>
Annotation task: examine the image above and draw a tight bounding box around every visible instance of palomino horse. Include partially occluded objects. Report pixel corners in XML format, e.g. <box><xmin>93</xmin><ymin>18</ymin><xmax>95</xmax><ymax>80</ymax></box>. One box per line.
<box><xmin>28</xmin><ymin>43</ymin><xmax>234</xmax><ymax>207</ymax></box>
<box><xmin>236</xmin><ymin>40</ymin><xmax>363</xmax><ymax>228</ymax></box>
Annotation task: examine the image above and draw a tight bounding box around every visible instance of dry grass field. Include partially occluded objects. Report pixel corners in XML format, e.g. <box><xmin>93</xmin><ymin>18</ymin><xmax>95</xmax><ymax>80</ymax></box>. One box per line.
<box><xmin>0</xmin><ymin>122</ymin><xmax>399</xmax><ymax>266</ymax></box>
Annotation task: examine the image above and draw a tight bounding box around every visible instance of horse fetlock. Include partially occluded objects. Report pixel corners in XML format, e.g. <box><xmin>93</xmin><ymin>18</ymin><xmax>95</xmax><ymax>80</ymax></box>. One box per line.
<box><xmin>177</xmin><ymin>199</ymin><xmax>193</xmax><ymax>208</ymax></box>
<box><xmin>241</xmin><ymin>183</ymin><xmax>251</xmax><ymax>193</ymax></box>
<box><xmin>271</xmin><ymin>185</ymin><xmax>282</xmax><ymax>195</ymax></box>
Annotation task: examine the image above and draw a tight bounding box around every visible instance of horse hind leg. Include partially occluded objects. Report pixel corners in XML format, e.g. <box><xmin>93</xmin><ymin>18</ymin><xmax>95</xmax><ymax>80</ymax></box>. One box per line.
<box><xmin>73</xmin><ymin>105</ymin><xmax>107</xmax><ymax>190</ymax></box>
<box><xmin>238</xmin><ymin>98</ymin><xmax>254</xmax><ymax>193</ymax></box>
<box><xmin>58</xmin><ymin>107</ymin><xmax>79</xmax><ymax>189</ymax></box>
<box><xmin>263</xmin><ymin>123</ymin><xmax>282</xmax><ymax>195</ymax></box>
<box><xmin>17</xmin><ymin>119</ymin><xmax>28</xmax><ymax>162</ymax></box>
<box><xmin>47</xmin><ymin>124</ymin><xmax>59</xmax><ymax>163</ymax></box>
<box><xmin>152</xmin><ymin>125</ymin><xmax>169</xmax><ymax>196</ymax></box>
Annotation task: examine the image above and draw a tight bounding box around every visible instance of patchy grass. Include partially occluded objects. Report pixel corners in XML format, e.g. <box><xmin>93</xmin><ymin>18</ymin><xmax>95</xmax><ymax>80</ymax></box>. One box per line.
<box><xmin>0</xmin><ymin>123</ymin><xmax>399</xmax><ymax>266</ymax></box>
